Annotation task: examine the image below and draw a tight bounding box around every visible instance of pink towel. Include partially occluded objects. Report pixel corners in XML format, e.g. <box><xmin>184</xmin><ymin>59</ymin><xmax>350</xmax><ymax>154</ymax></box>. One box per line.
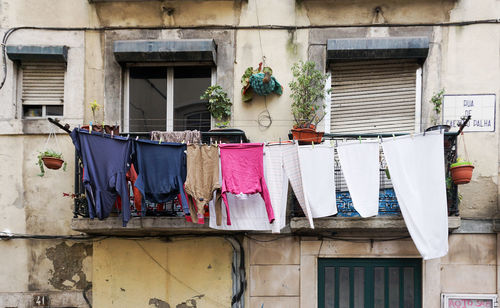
<box><xmin>219</xmin><ymin>143</ymin><xmax>275</xmax><ymax>225</ymax></box>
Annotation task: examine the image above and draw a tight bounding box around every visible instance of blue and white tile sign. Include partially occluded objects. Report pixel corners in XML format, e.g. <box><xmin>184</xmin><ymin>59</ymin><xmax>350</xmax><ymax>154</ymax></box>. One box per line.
<box><xmin>442</xmin><ymin>94</ymin><xmax>496</xmax><ymax>132</ymax></box>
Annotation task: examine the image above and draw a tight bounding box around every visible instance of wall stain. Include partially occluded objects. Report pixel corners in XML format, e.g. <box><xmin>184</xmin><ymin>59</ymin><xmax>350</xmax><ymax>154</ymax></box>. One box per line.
<box><xmin>149</xmin><ymin>298</ymin><xmax>171</xmax><ymax>308</ymax></box>
<box><xmin>45</xmin><ymin>242</ymin><xmax>92</xmax><ymax>290</ymax></box>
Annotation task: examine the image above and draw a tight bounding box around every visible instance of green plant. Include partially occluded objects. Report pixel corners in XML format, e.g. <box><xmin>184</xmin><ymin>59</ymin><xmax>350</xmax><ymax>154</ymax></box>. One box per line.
<box><xmin>289</xmin><ymin>61</ymin><xmax>331</xmax><ymax>128</ymax></box>
<box><xmin>450</xmin><ymin>157</ymin><xmax>473</xmax><ymax>168</ymax></box>
<box><xmin>200</xmin><ymin>85</ymin><xmax>232</xmax><ymax>126</ymax></box>
<box><xmin>430</xmin><ymin>89</ymin><xmax>445</xmax><ymax>125</ymax></box>
<box><xmin>37</xmin><ymin>149</ymin><xmax>67</xmax><ymax>177</ymax></box>
<box><xmin>89</xmin><ymin>100</ymin><xmax>103</xmax><ymax>125</ymax></box>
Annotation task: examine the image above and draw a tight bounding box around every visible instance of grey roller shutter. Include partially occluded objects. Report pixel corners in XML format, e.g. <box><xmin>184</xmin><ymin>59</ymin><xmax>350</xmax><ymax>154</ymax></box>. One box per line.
<box><xmin>330</xmin><ymin>59</ymin><xmax>419</xmax><ymax>133</ymax></box>
<box><xmin>21</xmin><ymin>63</ymin><xmax>65</xmax><ymax>106</ymax></box>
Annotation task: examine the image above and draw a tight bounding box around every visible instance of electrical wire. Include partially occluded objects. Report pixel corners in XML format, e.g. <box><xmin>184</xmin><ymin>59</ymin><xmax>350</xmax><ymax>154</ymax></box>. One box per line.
<box><xmin>1</xmin><ymin>19</ymin><xmax>498</xmax><ymax>91</ymax></box>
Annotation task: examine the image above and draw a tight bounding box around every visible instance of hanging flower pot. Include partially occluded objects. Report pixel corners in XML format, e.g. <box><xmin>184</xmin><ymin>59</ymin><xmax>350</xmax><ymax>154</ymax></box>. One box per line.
<box><xmin>450</xmin><ymin>161</ymin><xmax>474</xmax><ymax>184</ymax></box>
<box><xmin>291</xmin><ymin>128</ymin><xmax>324</xmax><ymax>145</ymax></box>
<box><xmin>42</xmin><ymin>156</ymin><xmax>64</xmax><ymax>170</ymax></box>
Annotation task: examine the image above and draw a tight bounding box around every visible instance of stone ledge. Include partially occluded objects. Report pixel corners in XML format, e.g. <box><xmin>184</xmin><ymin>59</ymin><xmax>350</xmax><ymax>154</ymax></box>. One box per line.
<box><xmin>71</xmin><ymin>216</ymin><xmax>461</xmax><ymax>236</ymax></box>
<box><xmin>290</xmin><ymin>216</ymin><xmax>461</xmax><ymax>234</ymax></box>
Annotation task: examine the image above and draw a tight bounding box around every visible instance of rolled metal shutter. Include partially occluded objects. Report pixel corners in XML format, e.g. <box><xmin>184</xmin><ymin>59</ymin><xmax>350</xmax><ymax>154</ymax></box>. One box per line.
<box><xmin>330</xmin><ymin>59</ymin><xmax>419</xmax><ymax>133</ymax></box>
<box><xmin>21</xmin><ymin>63</ymin><xmax>65</xmax><ymax>106</ymax></box>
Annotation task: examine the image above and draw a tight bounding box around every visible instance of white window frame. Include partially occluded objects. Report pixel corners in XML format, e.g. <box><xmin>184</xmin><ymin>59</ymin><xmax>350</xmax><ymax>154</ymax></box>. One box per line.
<box><xmin>123</xmin><ymin>63</ymin><xmax>216</xmax><ymax>133</ymax></box>
<box><xmin>324</xmin><ymin>62</ymin><xmax>423</xmax><ymax>134</ymax></box>
<box><xmin>19</xmin><ymin>63</ymin><xmax>66</xmax><ymax>119</ymax></box>
<box><xmin>441</xmin><ymin>293</ymin><xmax>498</xmax><ymax>308</ymax></box>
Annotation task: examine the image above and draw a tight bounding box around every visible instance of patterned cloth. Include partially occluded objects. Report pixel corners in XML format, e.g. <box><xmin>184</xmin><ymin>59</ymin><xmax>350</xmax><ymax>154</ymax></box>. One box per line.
<box><xmin>150</xmin><ymin>130</ymin><xmax>201</xmax><ymax>144</ymax></box>
<box><xmin>249</xmin><ymin>73</ymin><xmax>283</xmax><ymax>96</ymax></box>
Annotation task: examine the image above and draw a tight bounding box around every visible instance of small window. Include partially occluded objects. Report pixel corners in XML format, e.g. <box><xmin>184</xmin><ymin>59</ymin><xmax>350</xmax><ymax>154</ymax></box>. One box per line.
<box><xmin>21</xmin><ymin>63</ymin><xmax>65</xmax><ymax>118</ymax></box>
<box><xmin>125</xmin><ymin>66</ymin><xmax>212</xmax><ymax>133</ymax></box>
<box><xmin>330</xmin><ymin>59</ymin><xmax>420</xmax><ymax>133</ymax></box>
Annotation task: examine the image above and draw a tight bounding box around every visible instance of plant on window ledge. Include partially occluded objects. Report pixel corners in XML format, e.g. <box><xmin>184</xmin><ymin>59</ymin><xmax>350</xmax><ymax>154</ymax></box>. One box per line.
<box><xmin>289</xmin><ymin>60</ymin><xmax>331</xmax><ymax>144</ymax></box>
<box><xmin>82</xmin><ymin>100</ymin><xmax>119</xmax><ymax>134</ymax></box>
<box><xmin>37</xmin><ymin>149</ymin><xmax>67</xmax><ymax>177</ymax></box>
<box><xmin>200</xmin><ymin>85</ymin><xmax>232</xmax><ymax>128</ymax></box>
<box><xmin>427</xmin><ymin>89</ymin><xmax>450</xmax><ymax>132</ymax></box>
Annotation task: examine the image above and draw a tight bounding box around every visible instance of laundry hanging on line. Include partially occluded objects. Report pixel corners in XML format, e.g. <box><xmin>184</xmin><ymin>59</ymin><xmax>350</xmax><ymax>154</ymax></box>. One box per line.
<box><xmin>337</xmin><ymin>140</ymin><xmax>380</xmax><ymax>218</ymax></box>
<box><xmin>382</xmin><ymin>131</ymin><xmax>448</xmax><ymax>260</ymax></box>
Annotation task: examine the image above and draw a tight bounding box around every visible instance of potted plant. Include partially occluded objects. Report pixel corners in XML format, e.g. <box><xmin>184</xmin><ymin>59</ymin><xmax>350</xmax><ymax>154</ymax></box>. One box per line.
<box><xmin>289</xmin><ymin>60</ymin><xmax>331</xmax><ymax>144</ymax></box>
<box><xmin>82</xmin><ymin>100</ymin><xmax>119</xmax><ymax>134</ymax></box>
<box><xmin>241</xmin><ymin>62</ymin><xmax>282</xmax><ymax>102</ymax></box>
<box><xmin>426</xmin><ymin>89</ymin><xmax>450</xmax><ymax>132</ymax></box>
<box><xmin>200</xmin><ymin>85</ymin><xmax>232</xmax><ymax>128</ymax></box>
<box><xmin>450</xmin><ymin>158</ymin><xmax>474</xmax><ymax>184</ymax></box>
<box><xmin>37</xmin><ymin>149</ymin><xmax>67</xmax><ymax>177</ymax></box>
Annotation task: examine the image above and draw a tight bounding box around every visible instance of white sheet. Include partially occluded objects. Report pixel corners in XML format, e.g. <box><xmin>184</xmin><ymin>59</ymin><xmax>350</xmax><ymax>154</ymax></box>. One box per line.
<box><xmin>298</xmin><ymin>144</ymin><xmax>337</xmax><ymax>218</ymax></box>
<box><xmin>382</xmin><ymin>132</ymin><xmax>448</xmax><ymax>260</ymax></box>
<box><xmin>337</xmin><ymin>140</ymin><xmax>380</xmax><ymax>217</ymax></box>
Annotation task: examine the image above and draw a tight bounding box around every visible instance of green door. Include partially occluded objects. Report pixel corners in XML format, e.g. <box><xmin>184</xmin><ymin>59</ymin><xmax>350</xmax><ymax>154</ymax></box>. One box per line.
<box><xmin>318</xmin><ymin>258</ymin><xmax>422</xmax><ymax>308</ymax></box>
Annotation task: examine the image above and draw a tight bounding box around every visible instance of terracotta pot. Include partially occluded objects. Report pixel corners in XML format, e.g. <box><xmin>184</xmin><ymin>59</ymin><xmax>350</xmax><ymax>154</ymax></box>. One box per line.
<box><xmin>291</xmin><ymin>128</ymin><xmax>324</xmax><ymax>145</ymax></box>
<box><xmin>81</xmin><ymin>125</ymin><xmax>119</xmax><ymax>135</ymax></box>
<box><xmin>450</xmin><ymin>164</ymin><xmax>474</xmax><ymax>184</ymax></box>
<box><xmin>42</xmin><ymin>157</ymin><xmax>64</xmax><ymax>170</ymax></box>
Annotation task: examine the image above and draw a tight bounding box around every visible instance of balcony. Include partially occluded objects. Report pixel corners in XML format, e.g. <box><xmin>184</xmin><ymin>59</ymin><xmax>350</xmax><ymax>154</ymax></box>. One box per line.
<box><xmin>70</xmin><ymin>129</ymin><xmax>462</xmax><ymax>236</ymax></box>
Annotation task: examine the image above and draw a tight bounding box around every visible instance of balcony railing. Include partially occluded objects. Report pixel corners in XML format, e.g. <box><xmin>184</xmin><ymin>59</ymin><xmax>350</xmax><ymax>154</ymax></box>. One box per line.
<box><xmin>290</xmin><ymin>132</ymin><xmax>459</xmax><ymax>219</ymax></box>
<box><xmin>71</xmin><ymin>130</ymin><xmax>459</xmax><ymax>221</ymax></box>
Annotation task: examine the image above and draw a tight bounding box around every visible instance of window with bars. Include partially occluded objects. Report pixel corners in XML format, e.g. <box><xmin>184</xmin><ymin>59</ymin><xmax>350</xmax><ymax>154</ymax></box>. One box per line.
<box><xmin>330</xmin><ymin>59</ymin><xmax>421</xmax><ymax>134</ymax></box>
<box><xmin>318</xmin><ymin>258</ymin><xmax>422</xmax><ymax>308</ymax></box>
<box><xmin>21</xmin><ymin>63</ymin><xmax>65</xmax><ymax>118</ymax></box>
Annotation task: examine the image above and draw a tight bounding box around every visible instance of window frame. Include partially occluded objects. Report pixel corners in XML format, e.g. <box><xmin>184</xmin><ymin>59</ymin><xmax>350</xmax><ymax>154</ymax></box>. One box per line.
<box><xmin>324</xmin><ymin>62</ymin><xmax>423</xmax><ymax>134</ymax></box>
<box><xmin>18</xmin><ymin>62</ymin><xmax>66</xmax><ymax>119</ymax></box>
<box><xmin>122</xmin><ymin>62</ymin><xmax>216</xmax><ymax>133</ymax></box>
<box><xmin>318</xmin><ymin>258</ymin><xmax>422</xmax><ymax>308</ymax></box>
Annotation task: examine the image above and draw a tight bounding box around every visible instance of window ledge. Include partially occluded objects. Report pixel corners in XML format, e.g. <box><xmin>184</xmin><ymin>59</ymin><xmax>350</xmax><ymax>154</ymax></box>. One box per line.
<box><xmin>290</xmin><ymin>216</ymin><xmax>461</xmax><ymax>234</ymax></box>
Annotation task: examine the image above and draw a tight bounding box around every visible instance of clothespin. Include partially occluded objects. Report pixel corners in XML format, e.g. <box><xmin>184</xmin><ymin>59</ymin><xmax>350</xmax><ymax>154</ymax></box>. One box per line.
<box><xmin>279</xmin><ymin>138</ymin><xmax>282</xmax><ymax>145</ymax></box>
<box><xmin>135</xmin><ymin>136</ymin><xmax>139</xmax><ymax>141</ymax></box>
<box><xmin>111</xmin><ymin>130</ymin><xmax>114</xmax><ymax>139</ymax></box>
<box><xmin>410</xmin><ymin>133</ymin><xmax>414</xmax><ymax>139</ymax></box>
<box><xmin>159</xmin><ymin>137</ymin><xmax>163</xmax><ymax>144</ymax></box>
<box><xmin>330</xmin><ymin>139</ymin><xmax>334</xmax><ymax>146</ymax></box>
<box><xmin>358</xmin><ymin>136</ymin><xmax>362</xmax><ymax>144</ymax></box>
<box><xmin>311</xmin><ymin>141</ymin><xmax>315</xmax><ymax>149</ymax></box>
<box><xmin>392</xmin><ymin>134</ymin><xmax>396</xmax><ymax>141</ymax></box>
<box><xmin>377</xmin><ymin>135</ymin><xmax>381</xmax><ymax>143</ymax></box>
<box><xmin>89</xmin><ymin>121</ymin><xmax>92</xmax><ymax>134</ymax></box>
<box><xmin>181</xmin><ymin>139</ymin><xmax>185</xmax><ymax>144</ymax></box>
<box><xmin>126</xmin><ymin>134</ymin><xmax>130</xmax><ymax>139</ymax></box>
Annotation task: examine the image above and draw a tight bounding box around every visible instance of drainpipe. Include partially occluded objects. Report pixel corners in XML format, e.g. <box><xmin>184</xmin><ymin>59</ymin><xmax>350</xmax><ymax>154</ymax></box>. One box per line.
<box><xmin>225</xmin><ymin>236</ymin><xmax>246</xmax><ymax>308</ymax></box>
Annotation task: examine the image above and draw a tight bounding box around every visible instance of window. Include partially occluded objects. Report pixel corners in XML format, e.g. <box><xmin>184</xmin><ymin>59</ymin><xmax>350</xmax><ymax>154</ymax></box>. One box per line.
<box><xmin>125</xmin><ymin>66</ymin><xmax>213</xmax><ymax>133</ymax></box>
<box><xmin>329</xmin><ymin>59</ymin><xmax>421</xmax><ymax>133</ymax></box>
<box><xmin>21</xmin><ymin>63</ymin><xmax>65</xmax><ymax>118</ymax></box>
<box><xmin>318</xmin><ymin>258</ymin><xmax>422</xmax><ymax>308</ymax></box>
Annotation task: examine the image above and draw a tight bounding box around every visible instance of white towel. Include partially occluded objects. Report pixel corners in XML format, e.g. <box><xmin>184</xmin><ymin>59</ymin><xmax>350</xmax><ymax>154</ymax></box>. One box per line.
<box><xmin>337</xmin><ymin>141</ymin><xmax>380</xmax><ymax>217</ymax></box>
<box><xmin>265</xmin><ymin>143</ymin><xmax>314</xmax><ymax>231</ymax></box>
<box><xmin>298</xmin><ymin>144</ymin><xmax>337</xmax><ymax>218</ymax></box>
<box><xmin>382</xmin><ymin>132</ymin><xmax>448</xmax><ymax>260</ymax></box>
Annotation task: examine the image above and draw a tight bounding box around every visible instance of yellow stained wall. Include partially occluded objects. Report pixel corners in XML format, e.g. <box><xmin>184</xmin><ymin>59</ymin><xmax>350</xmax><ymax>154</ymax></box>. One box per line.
<box><xmin>93</xmin><ymin>237</ymin><xmax>233</xmax><ymax>308</ymax></box>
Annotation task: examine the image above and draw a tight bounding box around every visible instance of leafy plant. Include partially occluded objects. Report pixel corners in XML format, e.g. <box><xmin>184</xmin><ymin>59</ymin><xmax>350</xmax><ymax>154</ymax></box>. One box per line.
<box><xmin>89</xmin><ymin>100</ymin><xmax>103</xmax><ymax>124</ymax></box>
<box><xmin>200</xmin><ymin>85</ymin><xmax>232</xmax><ymax>126</ymax></box>
<box><xmin>450</xmin><ymin>157</ymin><xmax>473</xmax><ymax>168</ymax></box>
<box><xmin>289</xmin><ymin>61</ymin><xmax>331</xmax><ymax>128</ymax></box>
<box><xmin>37</xmin><ymin>149</ymin><xmax>66</xmax><ymax>177</ymax></box>
<box><xmin>430</xmin><ymin>89</ymin><xmax>445</xmax><ymax>125</ymax></box>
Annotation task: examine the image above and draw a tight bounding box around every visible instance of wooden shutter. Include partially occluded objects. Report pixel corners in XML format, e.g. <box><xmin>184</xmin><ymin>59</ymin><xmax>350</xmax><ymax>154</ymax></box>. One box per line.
<box><xmin>21</xmin><ymin>63</ymin><xmax>65</xmax><ymax>106</ymax></box>
<box><xmin>330</xmin><ymin>59</ymin><xmax>419</xmax><ymax>133</ymax></box>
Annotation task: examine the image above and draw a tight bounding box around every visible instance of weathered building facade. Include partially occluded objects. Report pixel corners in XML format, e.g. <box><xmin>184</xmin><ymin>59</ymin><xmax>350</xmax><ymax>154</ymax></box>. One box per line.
<box><xmin>0</xmin><ymin>0</ymin><xmax>499</xmax><ymax>307</ymax></box>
